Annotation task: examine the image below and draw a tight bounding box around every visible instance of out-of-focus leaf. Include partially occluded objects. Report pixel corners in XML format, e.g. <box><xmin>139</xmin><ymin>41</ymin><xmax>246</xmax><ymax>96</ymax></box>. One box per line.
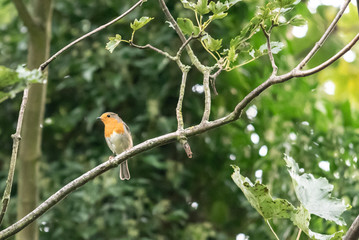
<box><xmin>202</xmin><ymin>34</ymin><xmax>222</xmax><ymax>51</ymax></box>
<box><xmin>259</xmin><ymin>41</ymin><xmax>285</xmax><ymax>54</ymax></box>
<box><xmin>195</xmin><ymin>0</ymin><xmax>210</xmax><ymax>15</ymax></box>
<box><xmin>209</xmin><ymin>12</ymin><xmax>228</xmax><ymax>21</ymax></box>
<box><xmin>181</xmin><ymin>0</ymin><xmax>196</xmax><ymax>11</ymax></box>
<box><xmin>106</xmin><ymin>34</ymin><xmax>122</xmax><ymax>53</ymax></box>
<box><xmin>0</xmin><ymin>65</ymin><xmax>42</xmax><ymax>103</ymax></box>
<box><xmin>130</xmin><ymin>16</ymin><xmax>154</xmax><ymax>31</ymax></box>
<box><xmin>227</xmin><ymin>46</ymin><xmax>238</xmax><ymax>62</ymax></box>
<box><xmin>177</xmin><ymin>18</ymin><xmax>200</xmax><ymax>35</ymax></box>
<box><xmin>285</xmin><ymin>155</ymin><xmax>349</xmax><ymax>226</ymax></box>
<box><xmin>288</xmin><ymin>15</ymin><xmax>307</xmax><ymax>26</ymax></box>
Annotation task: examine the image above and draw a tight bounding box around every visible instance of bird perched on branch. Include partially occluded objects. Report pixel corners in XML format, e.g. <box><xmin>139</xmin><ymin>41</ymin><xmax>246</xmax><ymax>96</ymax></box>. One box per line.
<box><xmin>98</xmin><ymin>112</ymin><xmax>133</xmax><ymax>180</ymax></box>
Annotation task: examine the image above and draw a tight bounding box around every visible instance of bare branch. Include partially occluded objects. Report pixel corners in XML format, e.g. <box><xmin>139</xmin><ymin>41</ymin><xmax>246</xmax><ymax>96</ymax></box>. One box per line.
<box><xmin>201</xmin><ymin>70</ymin><xmax>211</xmax><ymax>123</ymax></box>
<box><xmin>298</xmin><ymin>33</ymin><xmax>359</xmax><ymax>77</ymax></box>
<box><xmin>261</xmin><ymin>25</ymin><xmax>278</xmax><ymax>76</ymax></box>
<box><xmin>130</xmin><ymin>42</ymin><xmax>176</xmax><ymax>60</ymax></box>
<box><xmin>344</xmin><ymin>215</ymin><xmax>359</xmax><ymax>240</ymax></box>
<box><xmin>0</xmin><ymin>88</ymin><xmax>29</xmax><ymax>225</ymax></box>
<box><xmin>176</xmin><ymin>69</ymin><xmax>193</xmax><ymax>158</ymax></box>
<box><xmin>39</xmin><ymin>0</ymin><xmax>145</xmax><ymax>71</ymax></box>
<box><xmin>297</xmin><ymin>0</ymin><xmax>351</xmax><ymax>70</ymax></box>
<box><xmin>176</xmin><ymin>70</ymin><xmax>189</xmax><ymax>130</ymax></box>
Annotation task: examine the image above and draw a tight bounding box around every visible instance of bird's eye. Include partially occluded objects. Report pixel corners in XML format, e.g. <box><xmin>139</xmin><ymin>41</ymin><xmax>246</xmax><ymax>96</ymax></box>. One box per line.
<box><xmin>107</xmin><ymin>114</ymin><xmax>110</xmax><ymax>118</ymax></box>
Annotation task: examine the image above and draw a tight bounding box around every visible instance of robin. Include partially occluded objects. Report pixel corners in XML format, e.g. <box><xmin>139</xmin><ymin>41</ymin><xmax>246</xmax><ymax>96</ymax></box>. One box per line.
<box><xmin>98</xmin><ymin>112</ymin><xmax>133</xmax><ymax>180</ymax></box>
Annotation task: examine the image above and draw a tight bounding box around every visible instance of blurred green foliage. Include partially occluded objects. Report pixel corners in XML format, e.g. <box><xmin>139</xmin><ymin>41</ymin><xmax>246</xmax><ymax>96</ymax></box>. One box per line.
<box><xmin>1</xmin><ymin>0</ymin><xmax>359</xmax><ymax>239</ymax></box>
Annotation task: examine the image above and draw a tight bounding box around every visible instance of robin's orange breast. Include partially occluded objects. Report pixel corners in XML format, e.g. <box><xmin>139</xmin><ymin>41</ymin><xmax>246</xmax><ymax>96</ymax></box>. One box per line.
<box><xmin>104</xmin><ymin>119</ymin><xmax>125</xmax><ymax>138</ymax></box>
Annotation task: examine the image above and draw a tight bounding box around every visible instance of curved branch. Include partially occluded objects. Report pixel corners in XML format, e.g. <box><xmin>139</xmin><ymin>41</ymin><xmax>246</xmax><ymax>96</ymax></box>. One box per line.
<box><xmin>297</xmin><ymin>0</ymin><xmax>351</xmax><ymax>69</ymax></box>
<box><xmin>344</xmin><ymin>215</ymin><xmax>359</xmax><ymax>240</ymax></box>
<box><xmin>39</xmin><ymin>0</ymin><xmax>145</xmax><ymax>71</ymax></box>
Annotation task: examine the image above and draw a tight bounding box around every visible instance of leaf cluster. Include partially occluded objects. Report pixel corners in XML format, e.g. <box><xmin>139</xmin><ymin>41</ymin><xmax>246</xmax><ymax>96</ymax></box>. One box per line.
<box><xmin>232</xmin><ymin>155</ymin><xmax>349</xmax><ymax>239</ymax></box>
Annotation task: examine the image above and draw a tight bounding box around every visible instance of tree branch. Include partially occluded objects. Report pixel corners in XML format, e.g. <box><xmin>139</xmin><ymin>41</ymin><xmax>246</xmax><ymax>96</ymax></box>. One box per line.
<box><xmin>0</xmin><ymin>88</ymin><xmax>29</xmax><ymax>225</ymax></box>
<box><xmin>201</xmin><ymin>70</ymin><xmax>211</xmax><ymax>123</ymax></box>
<box><xmin>12</xmin><ymin>0</ymin><xmax>37</xmax><ymax>31</ymax></box>
<box><xmin>261</xmin><ymin>25</ymin><xmax>278</xmax><ymax>77</ymax></box>
<box><xmin>296</xmin><ymin>0</ymin><xmax>351</xmax><ymax>70</ymax></box>
<box><xmin>129</xmin><ymin>42</ymin><xmax>176</xmax><ymax>60</ymax></box>
<box><xmin>39</xmin><ymin>0</ymin><xmax>145</xmax><ymax>71</ymax></box>
<box><xmin>176</xmin><ymin>69</ymin><xmax>192</xmax><ymax>158</ymax></box>
<box><xmin>344</xmin><ymin>215</ymin><xmax>359</xmax><ymax>240</ymax></box>
<box><xmin>298</xmin><ymin>33</ymin><xmax>359</xmax><ymax>77</ymax></box>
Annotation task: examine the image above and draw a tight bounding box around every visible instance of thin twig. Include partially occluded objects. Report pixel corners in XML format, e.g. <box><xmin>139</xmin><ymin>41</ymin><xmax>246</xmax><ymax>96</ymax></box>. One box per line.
<box><xmin>298</xmin><ymin>33</ymin><xmax>359</xmax><ymax>77</ymax></box>
<box><xmin>175</xmin><ymin>34</ymin><xmax>196</xmax><ymax>59</ymax></box>
<box><xmin>130</xmin><ymin>42</ymin><xmax>176</xmax><ymax>60</ymax></box>
<box><xmin>261</xmin><ymin>25</ymin><xmax>278</xmax><ymax>76</ymax></box>
<box><xmin>344</xmin><ymin>215</ymin><xmax>359</xmax><ymax>240</ymax></box>
<box><xmin>39</xmin><ymin>0</ymin><xmax>145</xmax><ymax>71</ymax></box>
<box><xmin>176</xmin><ymin>69</ymin><xmax>193</xmax><ymax>158</ymax></box>
<box><xmin>176</xmin><ymin>70</ymin><xmax>189</xmax><ymax>130</ymax></box>
<box><xmin>296</xmin><ymin>229</ymin><xmax>302</xmax><ymax>240</ymax></box>
<box><xmin>0</xmin><ymin>88</ymin><xmax>29</xmax><ymax>225</ymax></box>
<box><xmin>296</xmin><ymin>0</ymin><xmax>351</xmax><ymax>70</ymax></box>
<box><xmin>266</xmin><ymin>220</ymin><xmax>280</xmax><ymax>240</ymax></box>
<box><xmin>201</xmin><ymin>70</ymin><xmax>211</xmax><ymax>123</ymax></box>
<box><xmin>209</xmin><ymin>66</ymin><xmax>223</xmax><ymax>95</ymax></box>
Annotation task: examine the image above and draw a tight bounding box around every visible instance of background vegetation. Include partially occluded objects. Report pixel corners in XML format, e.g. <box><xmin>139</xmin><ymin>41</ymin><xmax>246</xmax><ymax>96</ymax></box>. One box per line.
<box><xmin>1</xmin><ymin>0</ymin><xmax>359</xmax><ymax>239</ymax></box>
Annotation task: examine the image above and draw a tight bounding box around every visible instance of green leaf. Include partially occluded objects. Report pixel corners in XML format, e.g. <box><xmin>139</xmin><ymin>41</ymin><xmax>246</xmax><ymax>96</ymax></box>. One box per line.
<box><xmin>177</xmin><ymin>18</ymin><xmax>200</xmax><ymax>36</ymax></box>
<box><xmin>106</xmin><ymin>34</ymin><xmax>122</xmax><ymax>53</ymax></box>
<box><xmin>277</xmin><ymin>0</ymin><xmax>296</xmax><ymax>8</ymax></box>
<box><xmin>196</xmin><ymin>0</ymin><xmax>210</xmax><ymax>15</ymax></box>
<box><xmin>130</xmin><ymin>16</ymin><xmax>154</xmax><ymax>31</ymax></box>
<box><xmin>288</xmin><ymin>15</ymin><xmax>307</xmax><ymax>26</ymax></box>
<box><xmin>231</xmin><ymin>166</ymin><xmax>296</xmax><ymax>220</ymax></box>
<box><xmin>259</xmin><ymin>41</ymin><xmax>285</xmax><ymax>54</ymax></box>
<box><xmin>0</xmin><ymin>65</ymin><xmax>43</xmax><ymax>103</ymax></box>
<box><xmin>285</xmin><ymin>155</ymin><xmax>350</xmax><ymax>226</ymax></box>
<box><xmin>209</xmin><ymin>12</ymin><xmax>228</xmax><ymax>21</ymax></box>
<box><xmin>208</xmin><ymin>0</ymin><xmax>241</xmax><ymax>15</ymax></box>
<box><xmin>290</xmin><ymin>205</ymin><xmax>344</xmax><ymax>240</ymax></box>
<box><xmin>181</xmin><ymin>0</ymin><xmax>196</xmax><ymax>11</ymax></box>
<box><xmin>0</xmin><ymin>66</ymin><xmax>18</xmax><ymax>88</ymax></box>
<box><xmin>232</xmin><ymin>159</ymin><xmax>347</xmax><ymax>240</ymax></box>
<box><xmin>202</xmin><ymin>35</ymin><xmax>222</xmax><ymax>52</ymax></box>
<box><xmin>208</xmin><ymin>1</ymin><xmax>227</xmax><ymax>14</ymax></box>
<box><xmin>227</xmin><ymin>46</ymin><xmax>238</xmax><ymax>62</ymax></box>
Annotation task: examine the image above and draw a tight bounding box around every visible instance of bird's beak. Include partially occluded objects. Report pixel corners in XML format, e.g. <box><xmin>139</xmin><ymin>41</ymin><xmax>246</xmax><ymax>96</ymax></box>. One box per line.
<box><xmin>96</xmin><ymin>117</ymin><xmax>101</xmax><ymax>120</ymax></box>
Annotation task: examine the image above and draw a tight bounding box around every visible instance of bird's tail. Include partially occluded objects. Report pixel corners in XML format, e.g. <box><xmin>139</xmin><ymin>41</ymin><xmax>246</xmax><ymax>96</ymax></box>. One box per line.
<box><xmin>119</xmin><ymin>160</ymin><xmax>130</xmax><ymax>180</ymax></box>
